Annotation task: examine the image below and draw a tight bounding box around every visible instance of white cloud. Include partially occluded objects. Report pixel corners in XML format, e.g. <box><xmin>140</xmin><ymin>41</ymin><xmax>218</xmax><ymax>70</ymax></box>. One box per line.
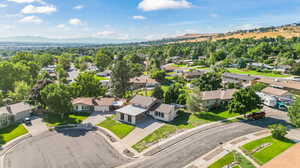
<box><xmin>69</xmin><ymin>18</ymin><xmax>82</xmax><ymax>25</ymax></box>
<box><xmin>3</xmin><ymin>25</ymin><xmax>14</xmax><ymax>30</ymax></box>
<box><xmin>95</xmin><ymin>30</ymin><xmax>129</xmax><ymax>40</ymax></box>
<box><xmin>73</xmin><ymin>5</ymin><xmax>84</xmax><ymax>10</ymax></box>
<box><xmin>56</xmin><ymin>24</ymin><xmax>66</xmax><ymax>28</ymax></box>
<box><xmin>138</xmin><ymin>0</ymin><xmax>192</xmax><ymax>11</ymax></box>
<box><xmin>7</xmin><ymin>0</ymin><xmax>44</xmax><ymax>4</ymax></box>
<box><xmin>132</xmin><ymin>15</ymin><xmax>147</xmax><ymax>20</ymax></box>
<box><xmin>19</xmin><ymin>15</ymin><xmax>43</xmax><ymax>23</ymax></box>
<box><xmin>0</xmin><ymin>4</ymin><xmax>7</xmax><ymax>8</ymax></box>
<box><xmin>21</xmin><ymin>5</ymin><xmax>57</xmax><ymax>14</ymax></box>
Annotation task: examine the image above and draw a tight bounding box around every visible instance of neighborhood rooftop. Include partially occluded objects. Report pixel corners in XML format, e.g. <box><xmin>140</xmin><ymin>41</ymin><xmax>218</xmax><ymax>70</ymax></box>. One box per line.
<box><xmin>115</xmin><ymin>105</ymin><xmax>147</xmax><ymax>116</ymax></box>
<box><xmin>129</xmin><ymin>95</ymin><xmax>158</xmax><ymax>109</ymax></box>
<box><xmin>258</xmin><ymin>78</ymin><xmax>300</xmax><ymax>91</ymax></box>
<box><xmin>0</xmin><ymin>102</ymin><xmax>34</xmax><ymax>115</ymax></box>
<box><xmin>72</xmin><ymin>97</ymin><xmax>116</xmax><ymax>106</ymax></box>
<box><xmin>222</xmin><ymin>72</ymin><xmax>258</xmax><ymax>81</ymax></box>
<box><xmin>130</xmin><ymin>75</ymin><xmax>158</xmax><ymax>84</ymax></box>
<box><xmin>201</xmin><ymin>89</ymin><xmax>237</xmax><ymax>101</ymax></box>
<box><xmin>155</xmin><ymin>104</ymin><xmax>174</xmax><ymax>114</ymax></box>
<box><xmin>261</xmin><ymin>87</ymin><xmax>289</xmax><ymax>97</ymax></box>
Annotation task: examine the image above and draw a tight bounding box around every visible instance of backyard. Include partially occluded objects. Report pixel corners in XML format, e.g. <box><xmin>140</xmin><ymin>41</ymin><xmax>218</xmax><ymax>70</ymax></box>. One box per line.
<box><xmin>241</xmin><ymin>136</ymin><xmax>295</xmax><ymax>165</ymax></box>
<box><xmin>0</xmin><ymin>124</ymin><xmax>28</xmax><ymax>145</ymax></box>
<box><xmin>208</xmin><ymin>151</ymin><xmax>255</xmax><ymax>168</ymax></box>
<box><xmin>43</xmin><ymin>112</ymin><xmax>90</xmax><ymax>127</ymax></box>
<box><xmin>132</xmin><ymin>109</ymin><xmax>257</xmax><ymax>152</ymax></box>
<box><xmin>98</xmin><ymin>116</ymin><xmax>135</xmax><ymax>139</ymax></box>
<box><xmin>228</xmin><ymin>68</ymin><xmax>289</xmax><ymax>78</ymax></box>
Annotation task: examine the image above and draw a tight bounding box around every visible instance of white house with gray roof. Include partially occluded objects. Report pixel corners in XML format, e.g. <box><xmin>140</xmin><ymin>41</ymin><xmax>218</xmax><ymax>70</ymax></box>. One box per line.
<box><xmin>0</xmin><ymin>102</ymin><xmax>34</xmax><ymax>123</ymax></box>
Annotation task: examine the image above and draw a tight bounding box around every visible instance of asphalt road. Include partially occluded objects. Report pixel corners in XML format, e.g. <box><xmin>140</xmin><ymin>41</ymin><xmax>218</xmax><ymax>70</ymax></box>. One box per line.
<box><xmin>3</xmin><ymin>130</ymin><xmax>130</xmax><ymax>168</ymax></box>
<box><xmin>125</xmin><ymin>111</ymin><xmax>289</xmax><ymax>168</ymax></box>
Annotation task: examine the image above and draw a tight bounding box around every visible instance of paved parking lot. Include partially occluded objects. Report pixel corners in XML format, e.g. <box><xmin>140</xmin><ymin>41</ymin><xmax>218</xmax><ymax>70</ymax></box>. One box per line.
<box><xmin>3</xmin><ymin>130</ymin><xmax>130</xmax><ymax>168</ymax></box>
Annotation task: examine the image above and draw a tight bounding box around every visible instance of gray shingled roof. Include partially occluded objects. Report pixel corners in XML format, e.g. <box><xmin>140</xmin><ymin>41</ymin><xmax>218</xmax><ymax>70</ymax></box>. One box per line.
<box><xmin>222</xmin><ymin>72</ymin><xmax>257</xmax><ymax>81</ymax></box>
<box><xmin>0</xmin><ymin>102</ymin><xmax>34</xmax><ymax>115</ymax></box>
<box><xmin>155</xmin><ymin>104</ymin><xmax>174</xmax><ymax>114</ymax></box>
<box><xmin>130</xmin><ymin>95</ymin><xmax>158</xmax><ymax>109</ymax></box>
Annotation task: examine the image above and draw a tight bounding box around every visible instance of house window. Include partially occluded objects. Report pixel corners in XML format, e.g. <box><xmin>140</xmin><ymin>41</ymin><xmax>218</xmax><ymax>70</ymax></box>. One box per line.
<box><xmin>160</xmin><ymin>113</ymin><xmax>164</xmax><ymax>118</ymax></box>
<box><xmin>128</xmin><ymin>115</ymin><xmax>132</xmax><ymax>123</ymax></box>
<box><xmin>120</xmin><ymin>113</ymin><xmax>124</xmax><ymax>120</ymax></box>
<box><xmin>155</xmin><ymin>112</ymin><xmax>159</xmax><ymax>116</ymax></box>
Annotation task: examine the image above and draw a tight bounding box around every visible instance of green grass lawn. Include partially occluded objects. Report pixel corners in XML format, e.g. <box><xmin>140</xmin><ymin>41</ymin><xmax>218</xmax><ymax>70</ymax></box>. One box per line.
<box><xmin>0</xmin><ymin>124</ymin><xmax>28</xmax><ymax>145</ymax></box>
<box><xmin>228</xmin><ymin>68</ymin><xmax>289</xmax><ymax>78</ymax></box>
<box><xmin>98</xmin><ymin>116</ymin><xmax>135</xmax><ymax>139</ymax></box>
<box><xmin>43</xmin><ymin>112</ymin><xmax>90</xmax><ymax>127</ymax></box>
<box><xmin>171</xmin><ymin>63</ymin><xmax>188</xmax><ymax>68</ymax></box>
<box><xmin>95</xmin><ymin>76</ymin><xmax>109</xmax><ymax>81</ymax></box>
<box><xmin>132</xmin><ymin>109</ymin><xmax>254</xmax><ymax>152</ymax></box>
<box><xmin>209</xmin><ymin>151</ymin><xmax>255</xmax><ymax>168</ymax></box>
<box><xmin>241</xmin><ymin>136</ymin><xmax>295</xmax><ymax>165</ymax></box>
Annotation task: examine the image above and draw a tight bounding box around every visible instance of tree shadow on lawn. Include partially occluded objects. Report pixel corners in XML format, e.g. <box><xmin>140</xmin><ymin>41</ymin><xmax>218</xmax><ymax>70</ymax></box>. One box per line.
<box><xmin>43</xmin><ymin>112</ymin><xmax>90</xmax><ymax>126</ymax></box>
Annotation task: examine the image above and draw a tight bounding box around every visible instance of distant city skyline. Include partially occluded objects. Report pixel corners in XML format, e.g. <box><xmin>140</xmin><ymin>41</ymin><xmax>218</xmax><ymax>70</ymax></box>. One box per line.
<box><xmin>0</xmin><ymin>0</ymin><xmax>300</xmax><ymax>41</ymax></box>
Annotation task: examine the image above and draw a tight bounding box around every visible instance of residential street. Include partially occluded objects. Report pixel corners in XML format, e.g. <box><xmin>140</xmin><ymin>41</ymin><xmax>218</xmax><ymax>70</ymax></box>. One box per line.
<box><xmin>124</xmin><ymin>110</ymin><xmax>288</xmax><ymax>168</ymax></box>
<box><xmin>3</xmin><ymin>130</ymin><xmax>130</xmax><ymax>168</ymax></box>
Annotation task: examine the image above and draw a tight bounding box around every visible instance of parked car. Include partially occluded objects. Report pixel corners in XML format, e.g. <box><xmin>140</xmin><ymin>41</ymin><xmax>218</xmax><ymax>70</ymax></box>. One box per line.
<box><xmin>23</xmin><ymin>117</ymin><xmax>32</xmax><ymax>126</ymax></box>
<box><xmin>246</xmin><ymin>111</ymin><xmax>266</xmax><ymax>120</ymax></box>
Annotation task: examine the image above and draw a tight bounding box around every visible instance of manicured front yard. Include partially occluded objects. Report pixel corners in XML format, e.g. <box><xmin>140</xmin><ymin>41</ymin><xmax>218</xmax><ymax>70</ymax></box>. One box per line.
<box><xmin>0</xmin><ymin>124</ymin><xmax>28</xmax><ymax>145</ymax></box>
<box><xmin>228</xmin><ymin>68</ymin><xmax>289</xmax><ymax>78</ymax></box>
<box><xmin>43</xmin><ymin>112</ymin><xmax>90</xmax><ymax>127</ymax></box>
<box><xmin>209</xmin><ymin>151</ymin><xmax>255</xmax><ymax>168</ymax></box>
<box><xmin>241</xmin><ymin>136</ymin><xmax>295</xmax><ymax>165</ymax></box>
<box><xmin>132</xmin><ymin>109</ymin><xmax>255</xmax><ymax>152</ymax></box>
<box><xmin>98</xmin><ymin>116</ymin><xmax>135</xmax><ymax>139</ymax></box>
<box><xmin>95</xmin><ymin>76</ymin><xmax>109</xmax><ymax>81</ymax></box>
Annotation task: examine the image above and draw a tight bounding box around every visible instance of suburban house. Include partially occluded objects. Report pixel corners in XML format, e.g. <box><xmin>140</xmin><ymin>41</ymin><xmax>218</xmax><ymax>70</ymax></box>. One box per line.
<box><xmin>261</xmin><ymin>87</ymin><xmax>293</xmax><ymax>99</ymax></box>
<box><xmin>116</xmin><ymin>95</ymin><xmax>177</xmax><ymax>125</ymax></box>
<box><xmin>130</xmin><ymin>75</ymin><xmax>159</xmax><ymax>89</ymax></box>
<box><xmin>0</xmin><ymin>102</ymin><xmax>34</xmax><ymax>123</ymax></box>
<box><xmin>183</xmin><ymin>70</ymin><xmax>206</xmax><ymax>80</ymax></box>
<box><xmin>222</xmin><ymin>73</ymin><xmax>258</xmax><ymax>87</ymax></box>
<box><xmin>248</xmin><ymin>63</ymin><xmax>274</xmax><ymax>70</ymax></box>
<box><xmin>274</xmin><ymin>65</ymin><xmax>291</xmax><ymax>73</ymax></box>
<box><xmin>149</xmin><ymin>104</ymin><xmax>177</xmax><ymax>122</ymax></box>
<box><xmin>162</xmin><ymin>64</ymin><xmax>181</xmax><ymax>72</ymax></box>
<box><xmin>257</xmin><ymin>78</ymin><xmax>300</xmax><ymax>94</ymax></box>
<box><xmin>201</xmin><ymin>89</ymin><xmax>237</xmax><ymax>110</ymax></box>
<box><xmin>96</xmin><ymin>70</ymin><xmax>112</xmax><ymax>77</ymax></box>
<box><xmin>72</xmin><ymin>97</ymin><xmax>124</xmax><ymax>113</ymax></box>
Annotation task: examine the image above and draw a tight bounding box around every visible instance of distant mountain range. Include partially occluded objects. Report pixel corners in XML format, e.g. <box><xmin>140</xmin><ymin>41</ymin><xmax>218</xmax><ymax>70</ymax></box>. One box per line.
<box><xmin>0</xmin><ymin>36</ymin><xmax>142</xmax><ymax>44</ymax></box>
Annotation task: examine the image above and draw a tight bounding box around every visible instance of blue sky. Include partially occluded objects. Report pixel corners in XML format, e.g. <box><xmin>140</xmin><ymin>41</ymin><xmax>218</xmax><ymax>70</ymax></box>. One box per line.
<box><xmin>0</xmin><ymin>0</ymin><xmax>300</xmax><ymax>40</ymax></box>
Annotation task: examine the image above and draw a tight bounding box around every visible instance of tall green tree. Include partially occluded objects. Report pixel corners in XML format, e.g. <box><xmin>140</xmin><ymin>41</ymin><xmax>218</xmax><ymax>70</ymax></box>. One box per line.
<box><xmin>164</xmin><ymin>83</ymin><xmax>185</xmax><ymax>104</ymax></box>
<box><xmin>70</xmin><ymin>72</ymin><xmax>106</xmax><ymax>97</ymax></box>
<box><xmin>111</xmin><ymin>59</ymin><xmax>130</xmax><ymax>98</ymax></box>
<box><xmin>187</xmin><ymin>88</ymin><xmax>203</xmax><ymax>112</ymax></box>
<box><xmin>288</xmin><ymin>98</ymin><xmax>300</xmax><ymax>127</ymax></box>
<box><xmin>94</xmin><ymin>48</ymin><xmax>113</xmax><ymax>71</ymax></box>
<box><xmin>41</xmin><ymin>84</ymin><xmax>72</xmax><ymax>119</ymax></box>
<box><xmin>151</xmin><ymin>86</ymin><xmax>164</xmax><ymax>100</ymax></box>
<box><xmin>228</xmin><ymin>88</ymin><xmax>261</xmax><ymax>115</ymax></box>
<box><xmin>192</xmin><ymin>72</ymin><xmax>222</xmax><ymax>91</ymax></box>
<box><xmin>8</xmin><ymin>81</ymin><xmax>31</xmax><ymax>103</ymax></box>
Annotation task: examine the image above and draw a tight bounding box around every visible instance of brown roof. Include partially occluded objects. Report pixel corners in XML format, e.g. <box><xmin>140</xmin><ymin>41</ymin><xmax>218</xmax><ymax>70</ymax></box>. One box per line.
<box><xmin>258</xmin><ymin>78</ymin><xmax>300</xmax><ymax>91</ymax></box>
<box><xmin>201</xmin><ymin>89</ymin><xmax>237</xmax><ymax>101</ymax></box>
<box><xmin>261</xmin><ymin>143</ymin><xmax>300</xmax><ymax>168</ymax></box>
<box><xmin>184</xmin><ymin>70</ymin><xmax>205</xmax><ymax>78</ymax></box>
<box><xmin>261</xmin><ymin>87</ymin><xmax>289</xmax><ymax>96</ymax></box>
<box><xmin>162</xmin><ymin>64</ymin><xmax>179</xmax><ymax>71</ymax></box>
<box><xmin>155</xmin><ymin>104</ymin><xmax>174</xmax><ymax>114</ymax></box>
<box><xmin>130</xmin><ymin>76</ymin><xmax>158</xmax><ymax>84</ymax></box>
<box><xmin>72</xmin><ymin>97</ymin><xmax>116</xmax><ymax>106</ymax></box>
<box><xmin>130</xmin><ymin>95</ymin><xmax>158</xmax><ymax>109</ymax></box>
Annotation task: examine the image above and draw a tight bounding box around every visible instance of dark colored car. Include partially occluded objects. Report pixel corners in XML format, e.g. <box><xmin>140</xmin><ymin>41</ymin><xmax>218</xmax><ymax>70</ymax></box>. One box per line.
<box><xmin>23</xmin><ymin>117</ymin><xmax>32</xmax><ymax>126</ymax></box>
<box><xmin>246</xmin><ymin>111</ymin><xmax>266</xmax><ymax>120</ymax></box>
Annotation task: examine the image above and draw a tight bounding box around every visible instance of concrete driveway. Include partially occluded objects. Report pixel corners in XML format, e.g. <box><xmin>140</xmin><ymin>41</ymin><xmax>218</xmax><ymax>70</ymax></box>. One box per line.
<box><xmin>82</xmin><ymin>111</ymin><xmax>110</xmax><ymax>125</ymax></box>
<box><xmin>23</xmin><ymin>117</ymin><xmax>48</xmax><ymax>136</ymax></box>
<box><xmin>3</xmin><ymin>130</ymin><xmax>130</xmax><ymax>168</ymax></box>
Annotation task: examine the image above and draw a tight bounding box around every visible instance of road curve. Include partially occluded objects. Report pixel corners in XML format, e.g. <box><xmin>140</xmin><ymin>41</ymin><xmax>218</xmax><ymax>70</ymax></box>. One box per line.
<box><xmin>125</xmin><ymin>114</ymin><xmax>288</xmax><ymax>168</ymax></box>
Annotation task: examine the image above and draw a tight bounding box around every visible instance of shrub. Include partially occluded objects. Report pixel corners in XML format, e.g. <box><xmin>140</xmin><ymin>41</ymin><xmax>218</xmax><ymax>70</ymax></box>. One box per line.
<box><xmin>269</xmin><ymin>124</ymin><xmax>288</xmax><ymax>139</ymax></box>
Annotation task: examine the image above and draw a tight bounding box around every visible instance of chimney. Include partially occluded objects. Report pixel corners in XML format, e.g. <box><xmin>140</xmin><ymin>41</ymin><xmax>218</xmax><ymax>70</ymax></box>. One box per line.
<box><xmin>6</xmin><ymin>106</ymin><xmax>12</xmax><ymax>114</ymax></box>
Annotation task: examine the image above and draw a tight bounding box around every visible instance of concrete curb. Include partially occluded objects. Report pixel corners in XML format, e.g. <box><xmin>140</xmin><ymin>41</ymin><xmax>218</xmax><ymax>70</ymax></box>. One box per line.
<box><xmin>141</xmin><ymin>116</ymin><xmax>242</xmax><ymax>156</ymax></box>
<box><xmin>95</xmin><ymin>126</ymin><xmax>139</xmax><ymax>159</ymax></box>
<box><xmin>184</xmin><ymin>130</ymin><xmax>271</xmax><ymax>168</ymax></box>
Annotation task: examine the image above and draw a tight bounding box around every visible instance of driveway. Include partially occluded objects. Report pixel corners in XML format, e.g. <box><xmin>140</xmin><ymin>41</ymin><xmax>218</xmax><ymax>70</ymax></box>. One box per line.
<box><xmin>3</xmin><ymin>130</ymin><xmax>130</xmax><ymax>168</ymax></box>
<box><xmin>82</xmin><ymin>112</ymin><xmax>109</xmax><ymax>125</ymax></box>
<box><xmin>23</xmin><ymin>117</ymin><xmax>48</xmax><ymax>136</ymax></box>
<box><xmin>124</xmin><ymin>109</ymin><xmax>289</xmax><ymax>168</ymax></box>
<box><xmin>122</xmin><ymin>118</ymin><xmax>165</xmax><ymax>146</ymax></box>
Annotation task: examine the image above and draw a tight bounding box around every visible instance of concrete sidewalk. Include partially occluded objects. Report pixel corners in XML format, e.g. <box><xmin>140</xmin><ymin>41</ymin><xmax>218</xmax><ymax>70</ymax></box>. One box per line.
<box><xmin>122</xmin><ymin>119</ymin><xmax>165</xmax><ymax>147</ymax></box>
<box><xmin>184</xmin><ymin>130</ymin><xmax>271</xmax><ymax>168</ymax></box>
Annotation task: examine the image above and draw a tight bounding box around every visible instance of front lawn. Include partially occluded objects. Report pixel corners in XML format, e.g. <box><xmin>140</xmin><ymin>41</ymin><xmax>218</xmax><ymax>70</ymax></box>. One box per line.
<box><xmin>98</xmin><ymin>116</ymin><xmax>135</xmax><ymax>139</ymax></box>
<box><xmin>209</xmin><ymin>151</ymin><xmax>255</xmax><ymax>168</ymax></box>
<box><xmin>0</xmin><ymin>124</ymin><xmax>28</xmax><ymax>145</ymax></box>
<box><xmin>241</xmin><ymin>136</ymin><xmax>295</xmax><ymax>165</ymax></box>
<box><xmin>228</xmin><ymin>68</ymin><xmax>289</xmax><ymax>78</ymax></box>
<box><xmin>95</xmin><ymin>76</ymin><xmax>109</xmax><ymax>81</ymax></box>
<box><xmin>132</xmin><ymin>109</ymin><xmax>252</xmax><ymax>152</ymax></box>
<box><xmin>43</xmin><ymin>112</ymin><xmax>90</xmax><ymax>127</ymax></box>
